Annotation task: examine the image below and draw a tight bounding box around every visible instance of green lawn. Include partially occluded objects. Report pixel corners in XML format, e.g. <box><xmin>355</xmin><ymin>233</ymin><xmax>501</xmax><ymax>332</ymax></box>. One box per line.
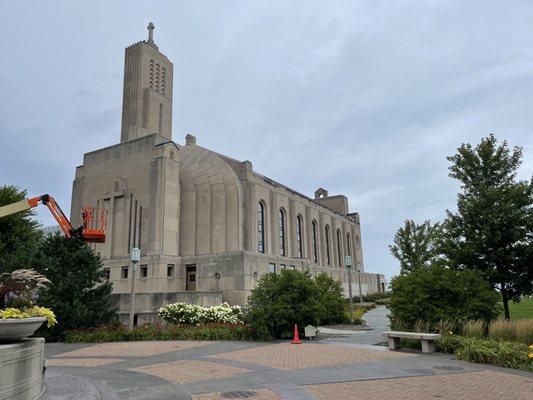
<box><xmin>506</xmin><ymin>297</ymin><xmax>533</xmax><ymax>320</ymax></box>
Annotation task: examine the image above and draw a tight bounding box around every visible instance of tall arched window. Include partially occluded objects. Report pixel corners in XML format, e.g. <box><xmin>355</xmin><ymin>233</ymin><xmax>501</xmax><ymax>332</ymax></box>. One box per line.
<box><xmin>346</xmin><ymin>233</ymin><xmax>352</xmax><ymax>256</ymax></box>
<box><xmin>257</xmin><ymin>202</ymin><xmax>265</xmax><ymax>253</ymax></box>
<box><xmin>312</xmin><ymin>220</ymin><xmax>318</xmax><ymax>263</ymax></box>
<box><xmin>337</xmin><ymin>229</ymin><xmax>342</xmax><ymax>267</ymax></box>
<box><xmin>279</xmin><ymin>209</ymin><xmax>286</xmax><ymax>256</ymax></box>
<box><xmin>296</xmin><ymin>215</ymin><xmax>303</xmax><ymax>258</ymax></box>
<box><xmin>325</xmin><ymin>225</ymin><xmax>331</xmax><ymax>265</ymax></box>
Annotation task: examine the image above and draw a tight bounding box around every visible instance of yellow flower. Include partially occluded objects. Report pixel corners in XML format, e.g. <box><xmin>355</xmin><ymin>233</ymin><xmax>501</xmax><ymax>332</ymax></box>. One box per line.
<box><xmin>528</xmin><ymin>353</ymin><xmax>533</xmax><ymax>359</ymax></box>
<box><xmin>529</xmin><ymin>344</ymin><xmax>533</xmax><ymax>349</ymax></box>
<box><xmin>448</xmin><ymin>331</ymin><xmax>453</xmax><ymax>336</ymax></box>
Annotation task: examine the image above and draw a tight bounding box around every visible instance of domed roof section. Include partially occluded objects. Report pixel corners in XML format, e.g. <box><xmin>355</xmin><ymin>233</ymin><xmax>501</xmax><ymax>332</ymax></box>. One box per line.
<box><xmin>178</xmin><ymin>143</ymin><xmax>244</xmax><ymax>256</ymax></box>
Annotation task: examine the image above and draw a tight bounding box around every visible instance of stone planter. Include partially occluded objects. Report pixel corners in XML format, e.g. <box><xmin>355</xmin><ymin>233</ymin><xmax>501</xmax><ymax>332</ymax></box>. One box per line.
<box><xmin>0</xmin><ymin>317</ymin><xmax>46</xmax><ymax>342</ymax></box>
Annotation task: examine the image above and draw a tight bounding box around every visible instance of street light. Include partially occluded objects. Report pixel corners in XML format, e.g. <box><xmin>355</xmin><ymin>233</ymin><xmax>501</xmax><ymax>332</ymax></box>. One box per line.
<box><xmin>355</xmin><ymin>261</ymin><xmax>363</xmax><ymax>304</ymax></box>
<box><xmin>345</xmin><ymin>255</ymin><xmax>354</xmax><ymax>324</ymax></box>
<box><xmin>128</xmin><ymin>247</ymin><xmax>140</xmax><ymax>330</ymax></box>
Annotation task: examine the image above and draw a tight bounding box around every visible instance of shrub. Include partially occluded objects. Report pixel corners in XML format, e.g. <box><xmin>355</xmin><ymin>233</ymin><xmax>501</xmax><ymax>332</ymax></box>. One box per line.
<box><xmin>246</xmin><ymin>270</ymin><xmax>347</xmax><ymax>339</ymax></box>
<box><xmin>158</xmin><ymin>302</ymin><xmax>244</xmax><ymax>325</ymax></box>
<box><xmin>455</xmin><ymin>337</ymin><xmax>532</xmax><ymax>370</ymax></box>
<box><xmin>315</xmin><ymin>273</ymin><xmax>349</xmax><ymax>325</ymax></box>
<box><xmin>389</xmin><ymin>265</ymin><xmax>501</xmax><ymax>330</ymax></box>
<box><xmin>64</xmin><ymin>323</ymin><xmax>258</xmax><ymax>343</ymax></box>
<box><xmin>363</xmin><ymin>292</ymin><xmax>391</xmax><ymax>302</ymax></box>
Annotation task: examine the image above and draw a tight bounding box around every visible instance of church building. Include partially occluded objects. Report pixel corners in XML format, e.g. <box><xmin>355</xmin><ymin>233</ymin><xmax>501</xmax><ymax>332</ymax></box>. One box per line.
<box><xmin>70</xmin><ymin>24</ymin><xmax>386</xmax><ymax>324</ymax></box>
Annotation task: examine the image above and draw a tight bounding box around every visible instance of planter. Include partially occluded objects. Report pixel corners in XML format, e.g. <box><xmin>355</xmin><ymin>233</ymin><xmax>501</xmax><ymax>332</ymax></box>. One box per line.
<box><xmin>0</xmin><ymin>317</ymin><xmax>46</xmax><ymax>342</ymax></box>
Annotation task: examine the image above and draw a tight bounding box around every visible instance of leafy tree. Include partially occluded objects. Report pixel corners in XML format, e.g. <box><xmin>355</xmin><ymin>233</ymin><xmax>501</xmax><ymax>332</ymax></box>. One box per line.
<box><xmin>389</xmin><ymin>265</ymin><xmax>501</xmax><ymax>329</ymax></box>
<box><xmin>32</xmin><ymin>234</ymin><xmax>114</xmax><ymax>340</ymax></box>
<box><xmin>389</xmin><ymin>220</ymin><xmax>442</xmax><ymax>275</ymax></box>
<box><xmin>442</xmin><ymin>134</ymin><xmax>533</xmax><ymax>320</ymax></box>
<box><xmin>246</xmin><ymin>269</ymin><xmax>347</xmax><ymax>339</ymax></box>
<box><xmin>0</xmin><ymin>185</ymin><xmax>43</xmax><ymax>273</ymax></box>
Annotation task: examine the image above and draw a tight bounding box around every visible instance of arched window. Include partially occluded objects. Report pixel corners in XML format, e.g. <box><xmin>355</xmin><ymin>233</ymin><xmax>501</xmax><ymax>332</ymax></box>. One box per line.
<box><xmin>337</xmin><ymin>229</ymin><xmax>342</xmax><ymax>267</ymax></box>
<box><xmin>296</xmin><ymin>215</ymin><xmax>303</xmax><ymax>258</ymax></box>
<box><xmin>279</xmin><ymin>209</ymin><xmax>286</xmax><ymax>256</ymax></box>
<box><xmin>325</xmin><ymin>225</ymin><xmax>331</xmax><ymax>265</ymax></box>
<box><xmin>312</xmin><ymin>220</ymin><xmax>318</xmax><ymax>263</ymax></box>
<box><xmin>257</xmin><ymin>202</ymin><xmax>265</xmax><ymax>253</ymax></box>
<box><xmin>346</xmin><ymin>233</ymin><xmax>352</xmax><ymax>256</ymax></box>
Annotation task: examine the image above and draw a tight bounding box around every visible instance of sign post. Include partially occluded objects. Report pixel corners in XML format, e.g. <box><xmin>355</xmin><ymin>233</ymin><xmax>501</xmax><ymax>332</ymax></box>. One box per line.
<box><xmin>128</xmin><ymin>247</ymin><xmax>140</xmax><ymax>329</ymax></box>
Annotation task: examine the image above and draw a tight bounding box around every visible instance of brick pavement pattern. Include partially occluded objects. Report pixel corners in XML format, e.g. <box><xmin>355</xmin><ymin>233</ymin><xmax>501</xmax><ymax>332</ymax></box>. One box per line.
<box><xmin>55</xmin><ymin>340</ymin><xmax>211</xmax><ymax>358</ymax></box>
<box><xmin>47</xmin><ymin>357</ymin><xmax>126</xmax><ymax>367</ymax></box>
<box><xmin>130</xmin><ymin>359</ymin><xmax>251</xmax><ymax>383</ymax></box>
<box><xmin>305</xmin><ymin>370</ymin><xmax>533</xmax><ymax>400</ymax></box>
<box><xmin>211</xmin><ymin>343</ymin><xmax>408</xmax><ymax>370</ymax></box>
<box><xmin>191</xmin><ymin>388</ymin><xmax>280</xmax><ymax>400</ymax></box>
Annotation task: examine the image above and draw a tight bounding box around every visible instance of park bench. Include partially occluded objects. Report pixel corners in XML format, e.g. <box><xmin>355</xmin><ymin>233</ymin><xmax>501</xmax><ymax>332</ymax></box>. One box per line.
<box><xmin>381</xmin><ymin>331</ymin><xmax>441</xmax><ymax>353</ymax></box>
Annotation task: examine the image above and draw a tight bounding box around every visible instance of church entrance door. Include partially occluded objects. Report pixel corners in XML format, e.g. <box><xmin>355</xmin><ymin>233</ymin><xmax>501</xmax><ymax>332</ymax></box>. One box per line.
<box><xmin>186</xmin><ymin>265</ymin><xmax>196</xmax><ymax>291</ymax></box>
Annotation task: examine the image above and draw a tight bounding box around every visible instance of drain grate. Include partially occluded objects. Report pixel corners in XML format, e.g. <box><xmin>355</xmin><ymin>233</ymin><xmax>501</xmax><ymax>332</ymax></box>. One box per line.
<box><xmin>220</xmin><ymin>391</ymin><xmax>258</xmax><ymax>399</ymax></box>
<box><xmin>405</xmin><ymin>368</ymin><xmax>435</xmax><ymax>375</ymax></box>
<box><xmin>433</xmin><ymin>365</ymin><xmax>464</xmax><ymax>371</ymax></box>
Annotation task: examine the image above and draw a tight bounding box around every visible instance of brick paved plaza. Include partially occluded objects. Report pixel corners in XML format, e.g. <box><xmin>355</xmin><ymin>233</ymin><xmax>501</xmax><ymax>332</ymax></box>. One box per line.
<box><xmin>44</xmin><ymin>338</ymin><xmax>533</xmax><ymax>399</ymax></box>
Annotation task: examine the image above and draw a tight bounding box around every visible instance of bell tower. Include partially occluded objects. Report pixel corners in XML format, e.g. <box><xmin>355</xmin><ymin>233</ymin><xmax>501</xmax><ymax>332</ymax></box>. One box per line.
<box><xmin>120</xmin><ymin>23</ymin><xmax>173</xmax><ymax>143</ymax></box>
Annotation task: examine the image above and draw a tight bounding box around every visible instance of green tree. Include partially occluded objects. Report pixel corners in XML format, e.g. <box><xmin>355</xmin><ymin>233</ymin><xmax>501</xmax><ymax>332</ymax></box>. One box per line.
<box><xmin>0</xmin><ymin>185</ymin><xmax>43</xmax><ymax>273</ymax></box>
<box><xmin>442</xmin><ymin>134</ymin><xmax>533</xmax><ymax>320</ymax></box>
<box><xmin>33</xmin><ymin>234</ymin><xmax>114</xmax><ymax>340</ymax></box>
<box><xmin>389</xmin><ymin>265</ymin><xmax>501</xmax><ymax>329</ymax></box>
<box><xmin>389</xmin><ymin>220</ymin><xmax>441</xmax><ymax>275</ymax></box>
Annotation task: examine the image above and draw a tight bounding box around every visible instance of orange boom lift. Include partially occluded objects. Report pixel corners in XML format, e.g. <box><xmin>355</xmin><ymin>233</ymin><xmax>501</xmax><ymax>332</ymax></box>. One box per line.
<box><xmin>0</xmin><ymin>194</ymin><xmax>106</xmax><ymax>243</ymax></box>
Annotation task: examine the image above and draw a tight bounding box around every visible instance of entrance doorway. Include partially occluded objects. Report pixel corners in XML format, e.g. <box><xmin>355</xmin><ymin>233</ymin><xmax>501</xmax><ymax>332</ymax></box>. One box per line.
<box><xmin>186</xmin><ymin>265</ymin><xmax>196</xmax><ymax>291</ymax></box>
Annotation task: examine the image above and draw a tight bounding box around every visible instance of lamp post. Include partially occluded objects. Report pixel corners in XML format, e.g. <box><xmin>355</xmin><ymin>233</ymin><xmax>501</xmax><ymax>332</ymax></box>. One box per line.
<box><xmin>128</xmin><ymin>247</ymin><xmax>140</xmax><ymax>330</ymax></box>
<box><xmin>345</xmin><ymin>255</ymin><xmax>354</xmax><ymax>324</ymax></box>
<box><xmin>355</xmin><ymin>262</ymin><xmax>363</xmax><ymax>304</ymax></box>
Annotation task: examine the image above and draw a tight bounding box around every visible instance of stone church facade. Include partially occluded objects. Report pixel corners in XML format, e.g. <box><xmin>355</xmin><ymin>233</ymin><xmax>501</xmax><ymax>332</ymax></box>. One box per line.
<box><xmin>70</xmin><ymin>25</ymin><xmax>386</xmax><ymax>324</ymax></box>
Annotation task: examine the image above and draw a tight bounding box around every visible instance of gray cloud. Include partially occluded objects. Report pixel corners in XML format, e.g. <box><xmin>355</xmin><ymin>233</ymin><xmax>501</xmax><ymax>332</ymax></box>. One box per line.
<box><xmin>1</xmin><ymin>0</ymin><xmax>532</xmax><ymax>280</ymax></box>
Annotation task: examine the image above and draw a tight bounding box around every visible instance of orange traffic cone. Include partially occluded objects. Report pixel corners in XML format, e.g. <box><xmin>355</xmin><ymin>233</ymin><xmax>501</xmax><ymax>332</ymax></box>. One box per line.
<box><xmin>292</xmin><ymin>324</ymin><xmax>301</xmax><ymax>344</ymax></box>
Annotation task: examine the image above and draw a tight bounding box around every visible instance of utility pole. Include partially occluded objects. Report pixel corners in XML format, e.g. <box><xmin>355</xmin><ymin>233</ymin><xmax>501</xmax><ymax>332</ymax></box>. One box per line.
<box><xmin>128</xmin><ymin>247</ymin><xmax>140</xmax><ymax>330</ymax></box>
<box><xmin>345</xmin><ymin>255</ymin><xmax>354</xmax><ymax>324</ymax></box>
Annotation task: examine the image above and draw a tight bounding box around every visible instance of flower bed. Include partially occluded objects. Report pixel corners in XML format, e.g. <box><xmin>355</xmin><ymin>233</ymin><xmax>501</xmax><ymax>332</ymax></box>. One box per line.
<box><xmin>64</xmin><ymin>323</ymin><xmax>259</xmax><ymax>343</ymax></box>
<box><xmin>158</xmin><ymin>302</ymin><xmax>244</xmax><ymax>325</ymax></box>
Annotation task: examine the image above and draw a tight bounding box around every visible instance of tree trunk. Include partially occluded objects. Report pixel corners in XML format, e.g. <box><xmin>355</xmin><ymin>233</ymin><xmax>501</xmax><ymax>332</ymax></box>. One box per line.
<box><xmin>501</xmin><ymin>284</ymin><xmax>510</xmax><ymax>320</ymax></box>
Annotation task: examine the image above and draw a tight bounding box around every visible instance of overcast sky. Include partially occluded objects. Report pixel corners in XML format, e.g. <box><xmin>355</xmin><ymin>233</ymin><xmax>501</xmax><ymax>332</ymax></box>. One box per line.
<box><xmin>1</xmin><ymin>1</ymin><xmax>532</xmax><ymax>281</ymax></box>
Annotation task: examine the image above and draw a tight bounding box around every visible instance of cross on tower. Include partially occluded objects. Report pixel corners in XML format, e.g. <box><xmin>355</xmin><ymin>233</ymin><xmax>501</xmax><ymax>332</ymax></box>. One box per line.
<box><xmin>147</xmin><ymin>22</ymin><xmax>155</xmax><ymax>43</ymax></box>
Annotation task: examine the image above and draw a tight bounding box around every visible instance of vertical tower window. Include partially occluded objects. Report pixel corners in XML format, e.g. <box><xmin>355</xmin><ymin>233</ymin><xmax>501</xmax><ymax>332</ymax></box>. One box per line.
<box><xmin>347</xmin><ymin>233</ymin><xmax>351</xmax><ymax>256</ymax></box>
<box><xmin>279</xmin><ymin>209</ymin><xmax>286</xmax><ymax>257</ymax></box>
<box><xmin>257</xmin><ymin>202</ymin><xmax>265</xmax><ymax>253</ymax></box>
<box><xmin>312</xmin><ymin>220</ymin><xmax>318</xmax><ymax>263</ymax></box>
<box><xmin>296</xmin><ymin>215</ymin><xmax>303</xmax><ymax>258</ymax></box>
<box><xmin>337</xmin><ymin>229</ymin><xmax>342</xmax><ymax>267</ymax></box>
<box><xmin>325</xmin><ymin>225</ymin><xmax>331</xmax><ymax>265</ymax></box>
<box><xmin>158</xmin><ymin>103</ymin><xmax>163</xmax><ymax>134</ymax></box>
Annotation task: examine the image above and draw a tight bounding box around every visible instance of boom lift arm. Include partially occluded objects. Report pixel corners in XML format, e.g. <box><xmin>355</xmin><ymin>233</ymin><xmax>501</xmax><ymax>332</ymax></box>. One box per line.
<box><xmin>0</xmin><ymin>194</ymin><xmax>106</xmax><ymax>243</ymax></box>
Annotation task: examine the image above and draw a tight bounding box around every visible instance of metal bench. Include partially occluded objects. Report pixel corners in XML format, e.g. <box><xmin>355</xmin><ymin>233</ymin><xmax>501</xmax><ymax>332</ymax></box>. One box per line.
<box><xmin>381</xmin><ymin>331</ymin><xmax>441</xmax><ymax>353</ymax></box>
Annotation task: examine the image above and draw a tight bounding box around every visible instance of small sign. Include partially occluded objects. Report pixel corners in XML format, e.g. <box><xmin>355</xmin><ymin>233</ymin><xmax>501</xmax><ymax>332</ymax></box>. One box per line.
<box><xmin>304</xmin><ymin>325</ymin><xmax>318</xmax><ymax>339</ymax></box>
<box><xmin>345</xmin><ymin>255</ymin><xmax>352</xmax><ymax>268</ymax></box>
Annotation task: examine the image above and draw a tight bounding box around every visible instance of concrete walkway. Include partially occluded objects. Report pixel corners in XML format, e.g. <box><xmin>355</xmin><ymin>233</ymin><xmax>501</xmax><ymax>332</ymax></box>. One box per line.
<box><xmin>319</xmin><ymin>305</ymin><xmax>390</xmax><ymax>345</ymax></box>
<box><xmin>42</xmin><ymin>333</ymin><xmax>533</xmax><ymax>399</ymax></box>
